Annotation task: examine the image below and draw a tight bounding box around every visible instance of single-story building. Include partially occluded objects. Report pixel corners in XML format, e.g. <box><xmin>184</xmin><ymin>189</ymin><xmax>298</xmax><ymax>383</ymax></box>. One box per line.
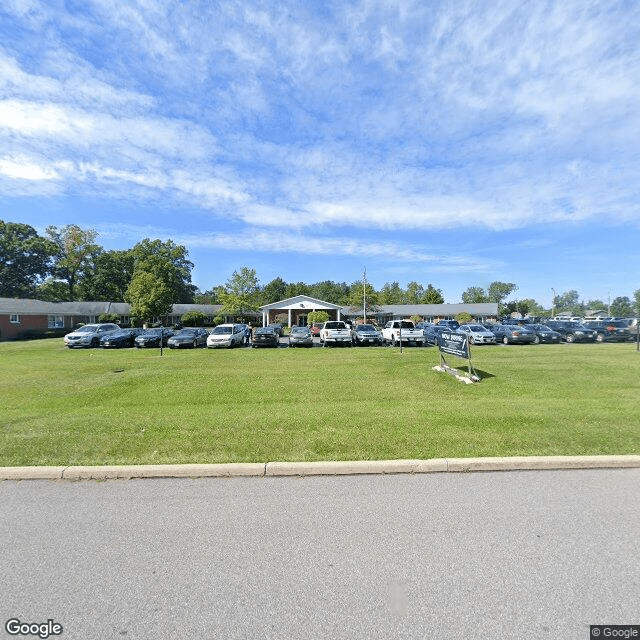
<box><xmin>0</xmin><ymin>298</ymin><xmax>259</xmax><ymax>340</ymax></box>
<box><xmin>0</xmin><ymin>296</ymin><xmax>499</xmax><ymax>340</ymax></box>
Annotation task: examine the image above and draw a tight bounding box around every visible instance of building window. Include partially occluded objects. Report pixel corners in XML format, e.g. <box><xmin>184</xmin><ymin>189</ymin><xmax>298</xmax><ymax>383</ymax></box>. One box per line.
<box><xmin>48</xmin><ymin>315</ymin><xmax>64</xmax><ymax>328</ymax></box>
<box><xmin>10</xmin><ymin>314</ymin><xmax>20</xmax><ymax>324</ymax></box>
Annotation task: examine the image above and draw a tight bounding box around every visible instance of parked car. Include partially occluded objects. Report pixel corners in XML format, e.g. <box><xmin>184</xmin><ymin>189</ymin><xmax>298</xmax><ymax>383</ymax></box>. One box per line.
<box><xmin>381</xmin><ymin>320</ymin><xmax>425</xmax><ymax>346</ymax></box>
<box><xmin>64</xmin><ymin>323</ymin><xmax>120</xmax><ymax>348</ymax></box>
<box><xmin>437</xmin><ymin>319</ymin><xmax>460</xmax><ymax>330</ymax></box>
<box><xmin>252</xmin><ymin>326</ymin><xmax>280</xmax><ymax>348</ymax></box>
<box><xmin>288</xmin><ymin>326</ymin><xmax>314</xmax><ymax>348</ymax></box>
<box><xmin>582</xmin><ymin>320</ymin><xmax>632</xmax><ymax>342</ymax></box>
<box><xmin>309</xmin><ymin>322</ymin><xmax>323</xmax><ymax>337</ymax></box>
<box><xmin>424</xmin><ymin>324</ymin><xmax>452</xmax><ymax>345</ymax></box>
<box><xmin>491</xmin><ymin>324</ymin><xmax>537</xmax><ymax>345</ymax></box>
<box><xmin>545</xmin><ymin>321</ymin><xmax>597</xmax><ymax>343</ymax></box>
<box><xmin>457</xmin><ymin>324</ymin><xmax>496</xmax><ymax>345</ymax></box>
<box><xmin>320</xmin><ymin>321</ymin><xmax>353</xmax><ymax>347</ymax></box>
<box><xmin>167</xmin><ymin>327</ymin><xmax>209</xmax><ymax>348</ymax></box>
<box><xmin>268</xmin><ymin>323</ymin><xmax>284</xmax><ymax>337</ymax></box>
<box><xmin>134</xmin><ymin>328</ymin><xmax>175</xmax><ymax>348</ymax></box>
<box><xmin>207</xmin><ymin>324</ymin><xmax>245</xmax><ymax>348</ymax></box>
<box><xmin>353</xmin><ymin>323</ymin><xmax>382</xmax><ymax>346</ymax></box>
<box><xmin>527</xmin><ymin>324</ymin><xmax>562</xmax><ymax>344</ymax></box>
<box><xmin>99</xmin><ymin>328</ymin><xmax>144</xmax><ymax>348</ymax></box>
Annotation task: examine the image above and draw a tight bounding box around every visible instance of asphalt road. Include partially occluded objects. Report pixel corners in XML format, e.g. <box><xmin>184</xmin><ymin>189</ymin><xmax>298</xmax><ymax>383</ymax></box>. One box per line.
<box><xmin>2</xmin><ymin>470</ymin><xmax>639</xmax><ymax>640</ymax></box>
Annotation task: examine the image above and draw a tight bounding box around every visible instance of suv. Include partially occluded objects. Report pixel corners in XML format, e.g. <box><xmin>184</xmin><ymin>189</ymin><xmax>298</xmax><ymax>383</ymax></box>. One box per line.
<box><xmin>64</xmin><ymin>323</ymin><xmax>120</xmax><ymax>348</ymax></box>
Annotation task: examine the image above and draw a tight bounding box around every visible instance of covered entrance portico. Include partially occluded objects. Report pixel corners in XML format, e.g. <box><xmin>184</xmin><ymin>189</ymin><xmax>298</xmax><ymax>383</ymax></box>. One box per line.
<box><xmin>260</xmin><ymin>295</ymin><xmax>343</xmax><ymax>327</ymax></box>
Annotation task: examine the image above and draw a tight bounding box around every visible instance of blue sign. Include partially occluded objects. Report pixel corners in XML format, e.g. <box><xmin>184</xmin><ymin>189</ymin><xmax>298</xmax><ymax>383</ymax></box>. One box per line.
<box><xmin>437</xmin><ymin>331</ymin><xmax>469</xmax><ymax>359</ymax></box>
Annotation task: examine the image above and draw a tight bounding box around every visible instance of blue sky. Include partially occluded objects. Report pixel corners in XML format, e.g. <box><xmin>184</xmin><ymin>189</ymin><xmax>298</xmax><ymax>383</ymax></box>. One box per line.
<box><xmin>1</xmin><ymin>0</ymin><xmax>639</xmax><ymax>306</ymax></box>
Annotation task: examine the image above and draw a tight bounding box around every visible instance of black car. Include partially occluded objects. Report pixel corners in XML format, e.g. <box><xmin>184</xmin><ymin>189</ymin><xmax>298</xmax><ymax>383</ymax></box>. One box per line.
<box><xmin>99</xmin><ymin>328</ymin><xmax>144</xmax><ymax>348</ymax></box>
<box><xmin>134</xmin><ymin>328</ymin><xmax>175</xmax><ymax>348</ymax></box>
<box><xmin>545</xmin><ymin>321</ymin><xmax>597</xmax><ymax>343</ymax></box>
<box><xmin>527</xmin><ymin>324</ymin><xmax>562</xmax><ymax>344</ymax></box>
<box><xmin>166</xmin><ymin>327</ymin><xmax>209</xmax><ymax>348</ymax></box>
<box><xmin>252</xmin><ymin>326</ymin><xmax>280</xmax><ymax>348</ymax></box>
<box><xmin>424</xmin><ymin>324</ymin><xmax>454</xmax><ymax>345</ymax></box>
<box><xmin>583</xmin><ymin>320</ymin><xmax>632</xmax><ymax>342</ymax></box>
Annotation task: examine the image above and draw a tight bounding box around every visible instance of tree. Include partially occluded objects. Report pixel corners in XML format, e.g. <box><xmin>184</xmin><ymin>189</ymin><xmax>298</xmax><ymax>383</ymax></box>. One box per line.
<box><xmin>422</xmin><ymin>284</ymin><xmax>445</xmax><ymax>304</ymax></box>
<box><xmin>379</xmin><ymin>282</ymin><xmax>406</xmax><ymax>305</ymax></box>
<box><xmin>610</xmin><ymin>296</ymin><xmax>633</xmax><ymax>317</ymax></box>
<box><xmin>346</xmin><ymin>280</ymin><xmax>379</xmax><ymax>314</ymax></box>
<box><xmin>553</xmin><ymin>290</ymin><xmax>581</xmax><ymax>315</ymax></box>
<box><xmin>310</xmin><ymin>280</ymin><xmax>350</xmax><ymax>305</ymax></box>
<box><xmin>456</xmin><ymin>312</ymin><xmax>473</xmax><ymax>324</ymax></box>
<box><xmin>261</xmin><ymin>277</ymin><xmax>287</xmax><ymax>304</ymax></box>
<box><xmin>307</xmin><ymin>311</ymin><xmax>329</xmax><ymax>325</ymax></box>
<box><xmin>0</xmin><ymin>221</ymin><xmax>57</xmax><ymax>298</ymax></box>
<box><xmin>124</xmin><ymin>271</ymin><xmax>173</xmax><ymax>324</ymax></box>
<box><xmin>46</xmin><ymin>224</ymin><xmax>100</xmax><ymax>301</ymax></box>
<box><xmin>78</xmin><ymin>250</ymin><xmax>134</xmax><ymax>301</ymax></box>
<box><xmin>405</xmin><ymin>282</ymin><xmax>425</xmax><ymax>304</ymax></box>
<box><xmin>487</xmin><ymin>281</ymin><xmax>517</xmax><ymax>304</ymax></box>
<box><xmin>131</xmin><ymin>238</ymin><xmax>196</xmax><ymax>303</ymax></box>
<box><xmin>284</xmin><ymin>281</ymin><xmax>312</xmax><ymax>298</ymax></box>
<box><xmin>181</xmin><ymin>311</ymin><xmax>206</xmax><ymax>326</ymax></box>
<box><xmin>219</xmin><ymin>267</ymin><xmax>261</xmax><ymax>316</ymax></box>
<box><xmin>35</xmin><ymin>278</ymin><xmax>69</xmax><ymax>302</ymax></box>
<box><xmin>461</xmin><ymin>286</ymin><xmax>488</xmax><ymax>304</ymax></box>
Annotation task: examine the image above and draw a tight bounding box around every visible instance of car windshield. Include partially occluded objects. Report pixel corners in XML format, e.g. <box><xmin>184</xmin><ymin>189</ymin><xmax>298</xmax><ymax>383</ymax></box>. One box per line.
<box><xmin>143</xmin><ymin>329</ymin><xmax>163</xmax><ymax>335</ymax></box>
<box><xmin>176</xmin><ymin>329</ymin><xmax>197</xmax><ymax>335</ymax></box>
<box><xmin>255</xmin><ymin>327</ymin><xmax>274</xmax><ymax>334</ymax></box>
<box><xmin>212</xmin><ymin>326</ymin><xmax>232</xmax><ymax>334</ymax></box>
<box><xmin>356</xmin><ymin>325</ymin><xmax>376</xmax><ymax>331</ymax></box>
<box><xmin>291</xmin><ymin>327</ymin><xmax>308</xmax><ymax>334</ymax></box>
<box><xmin>324</xmin><ymin>322</ymin><xmax>345</xmax><ymax>329</ymax></box>
<box><xmin>468</xmin><ymin>325</ymin><xmax>485</xmax><ymax>331</ymax></box>
<box><xmin>75</xmin><ymin>325</ymin><xmax>99</xmax><ymax>333</ymax></box>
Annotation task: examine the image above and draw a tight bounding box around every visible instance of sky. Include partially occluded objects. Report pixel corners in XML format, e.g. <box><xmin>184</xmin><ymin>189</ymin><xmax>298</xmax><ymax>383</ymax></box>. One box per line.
<box><xmin>1</xmin><ymin>0</ymin><xmax>639</xmax><ymax>307</ymax></box>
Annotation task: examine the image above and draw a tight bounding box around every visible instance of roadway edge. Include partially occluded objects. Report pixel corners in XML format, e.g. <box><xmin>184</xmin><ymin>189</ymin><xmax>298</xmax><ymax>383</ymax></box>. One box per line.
<box><xmin>1</xmin><ymin>455</ymin><xmax>639</xmax><ymax>481</ymax></box>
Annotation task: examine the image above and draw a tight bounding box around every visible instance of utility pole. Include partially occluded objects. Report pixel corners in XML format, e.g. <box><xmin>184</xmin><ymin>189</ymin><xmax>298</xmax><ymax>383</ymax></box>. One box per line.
<box><xmin>551</xmin><ymin>288</ymin><xmax>556</xmax><ymax>318</ymax></box>
<box><xmin>363</xmin><ymin>267</ymin><xmax>367</xmax><ymax>324</ymax></box>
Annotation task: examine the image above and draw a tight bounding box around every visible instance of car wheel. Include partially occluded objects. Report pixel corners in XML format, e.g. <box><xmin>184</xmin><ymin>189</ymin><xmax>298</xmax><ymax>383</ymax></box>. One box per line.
<box><xmin>533</xmin><ymin>335</ymin><xmax>540</xmax><ymax>344</ymax></box>
<box><xmin>595</xmin><ymin>333</ymin><xmax>604</xmax><ymax>343</ymax></box>
<box><xmin>391</xmin><ymin>336</ymin><xmax>397</xmax><ymax>347</ymax></box>
<box><xmin>566</xmin><ymin>334</ymin><xmax>575</xmax><ymax>343</ymax></box>
<box><xmin>502</xmin><ymin>336</ymin><xmax>509</xmax><ymax>345</ymax></box>
<box><xmin>91</xmin><ymin>337</ymin><xmax>99</xmax><ymax>347</ymax></box>
<box><xmin>468</xmin><ymin>336</ymin><xmax>475</xmax><ymax>345</ymax></box>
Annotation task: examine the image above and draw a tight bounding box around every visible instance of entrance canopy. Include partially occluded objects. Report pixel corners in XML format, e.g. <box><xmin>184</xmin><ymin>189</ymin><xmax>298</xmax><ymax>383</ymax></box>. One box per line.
<box><xmin>259</xmin><ymin>295</ymin><xmax>343</xmax><ymax>327</ymax></box>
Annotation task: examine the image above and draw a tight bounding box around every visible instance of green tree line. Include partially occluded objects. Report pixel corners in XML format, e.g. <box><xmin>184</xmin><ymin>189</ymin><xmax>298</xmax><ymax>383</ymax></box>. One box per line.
<box><xmin>2</xmin><ymin>220</ymin><xmax>639</xmax><ymax>320</ymax></box>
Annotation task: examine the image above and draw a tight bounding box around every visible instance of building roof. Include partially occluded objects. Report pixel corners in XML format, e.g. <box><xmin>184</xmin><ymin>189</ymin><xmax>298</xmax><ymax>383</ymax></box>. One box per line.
<box><xmin>342</xmin><ymin>303</ymin><xmax>499</xmax><ymax>316</ymax></box>
<box><xmin>260</xmin><ymin>295</ymin><xmax>344</xmax><ymax>311</ymax></box>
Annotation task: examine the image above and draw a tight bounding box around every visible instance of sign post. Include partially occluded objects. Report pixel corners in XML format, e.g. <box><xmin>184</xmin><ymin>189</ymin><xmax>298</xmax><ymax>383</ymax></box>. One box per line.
<box><xmin>434</xmin><ymin>330</ymin><xmax>480</xmax><ymax>383</ymax></box>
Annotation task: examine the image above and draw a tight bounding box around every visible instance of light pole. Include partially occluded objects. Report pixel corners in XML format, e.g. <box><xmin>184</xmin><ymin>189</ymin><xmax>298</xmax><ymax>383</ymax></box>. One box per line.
<box><xmin>551</xmin><ymin>288</ymin><xmax>556</xmax><ymax>318</ymax></box>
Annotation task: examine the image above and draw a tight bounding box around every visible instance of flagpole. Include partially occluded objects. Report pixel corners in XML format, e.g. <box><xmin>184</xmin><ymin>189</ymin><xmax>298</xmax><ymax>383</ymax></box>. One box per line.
<box><xmin>363</xmin><ymin>267</ymin><xmax>367</xmax><ymax>324</ymax></box>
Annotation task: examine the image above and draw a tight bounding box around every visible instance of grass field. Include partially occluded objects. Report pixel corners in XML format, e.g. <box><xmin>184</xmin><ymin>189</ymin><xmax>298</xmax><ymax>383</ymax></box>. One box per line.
<box><xmin>1</xmin><ymin>339</ymin><xmax>639</xmax><ymax>466</ymax></box>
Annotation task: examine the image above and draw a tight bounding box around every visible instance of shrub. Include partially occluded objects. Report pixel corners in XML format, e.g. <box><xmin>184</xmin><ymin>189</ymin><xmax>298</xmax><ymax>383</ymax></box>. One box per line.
<box><xmin>181</xmin><ymin>311</ymin><xmax>205</xmax><ymax>327</ymax></box>
<box><xmin>456</xmin><ymin>312</ymin><xmax>473</xmax><ymax>324</ymax></box>
<box><xmin>98</xmin><ymin>313</ymin><xmax>120</xmax><ymax>323</ymax></box>
<box><xmin>307</xmin><ymin>311</ymin><xmax>329</xmax><ymax>325</ymax></box>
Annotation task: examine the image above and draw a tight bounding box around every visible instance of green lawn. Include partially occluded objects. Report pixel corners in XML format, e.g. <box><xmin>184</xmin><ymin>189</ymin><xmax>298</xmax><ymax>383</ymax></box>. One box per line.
<box><xmin>1</xmin><ymin>339</ymin><xmax>639</xmax><ymax>466</ymax></box>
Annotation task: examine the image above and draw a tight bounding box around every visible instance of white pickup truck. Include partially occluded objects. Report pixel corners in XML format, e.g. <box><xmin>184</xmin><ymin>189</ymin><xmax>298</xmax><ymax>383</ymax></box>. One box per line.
<box><xmin>381</xmin><ymin>320</ymin><xmax>425</xmax><ymax>346</ymax></box>
<box><xmin>320</xmin><ymin>321</ymin><xmax>353</xmax><ymax>347</ymax></box>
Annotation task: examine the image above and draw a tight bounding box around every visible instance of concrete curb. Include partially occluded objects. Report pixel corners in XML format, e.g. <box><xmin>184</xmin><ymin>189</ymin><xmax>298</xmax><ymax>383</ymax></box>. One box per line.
<box><xmin>1</xmin><ymin>455</ymin><xmax>639</xmax><ymax>481</ymax></box>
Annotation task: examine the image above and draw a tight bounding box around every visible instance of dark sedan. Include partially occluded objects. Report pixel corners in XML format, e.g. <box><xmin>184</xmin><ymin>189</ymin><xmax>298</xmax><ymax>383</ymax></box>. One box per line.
<box><xmin>167</xmin><ymin>327</ymin><xmax>209</xmax><ymax>348</ymax></box>
<box><xmin>527</xmin><ymin>324</ymin><xmax>562</xmax><ymax>344</ymax></box>
<box><xmin>491</xmin><ymin>324</ymin><xmax>537</xmax><ymax>345</ymax></box>
<box><xmin>99</xmin><ymin>328</ymin><xmax>144</xmax><ymax>348</ymax></box>
<box><xmin>134</xmin><ymin>328</ymin><xmax>175</xmax><ymax>348</ymax></box>
<box><xmin>252</xmin><ymin>326</ymin><xmax>280</xmax><ymax>348</ymax></box>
